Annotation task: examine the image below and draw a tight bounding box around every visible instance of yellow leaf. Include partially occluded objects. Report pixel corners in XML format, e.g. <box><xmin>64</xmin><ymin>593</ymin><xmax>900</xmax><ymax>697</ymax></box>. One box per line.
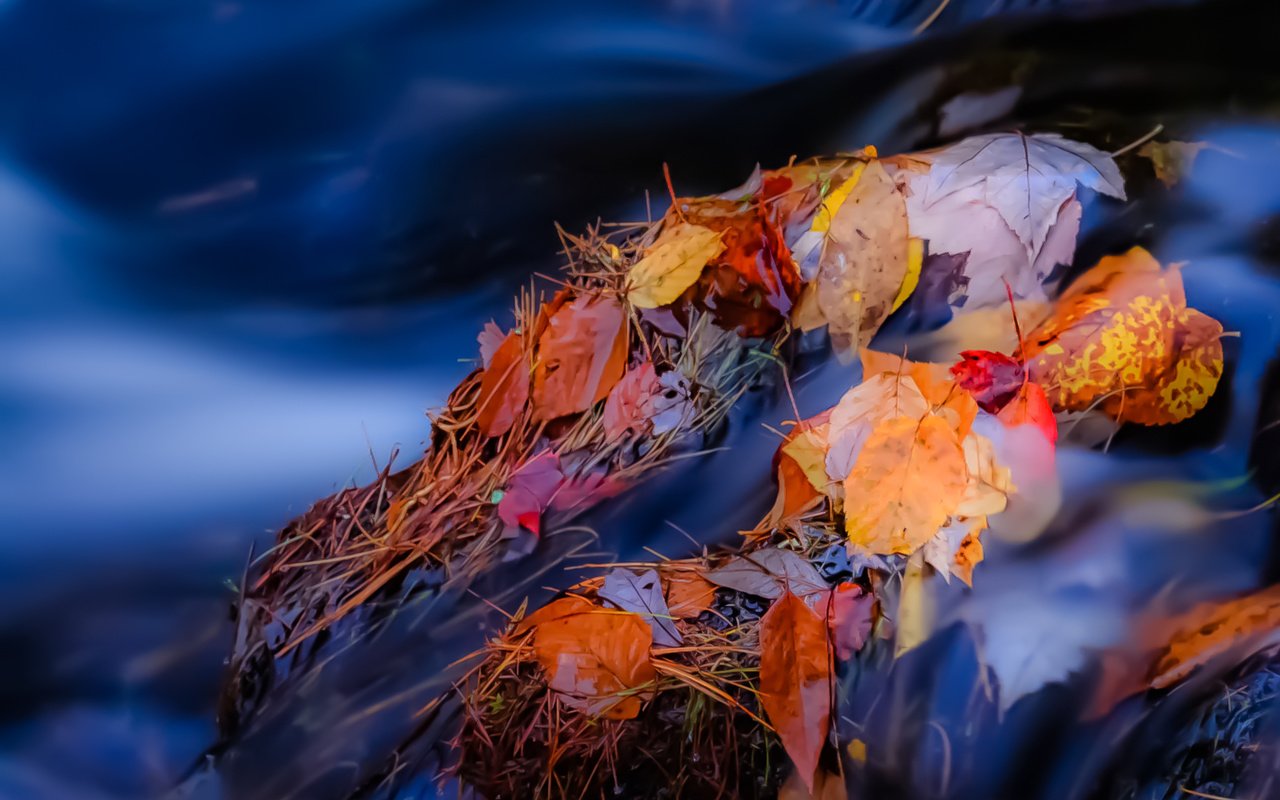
<box><xmin>1023</xmin><ymin>247</ymin><xmax>1224</xmax><ymax>425</ymax></box>
<box><xmin>810</xmin><ymin>161</ymin><xmax>867</xmax><ymax>233</ymax></box>
<box><xmin>844</xmin><ymin>414</ymin><xmax>967</xmax><ymax>555</ymax></box>
<box><xmin>889</xmin><ymin>237</ymin><xmax>924</xmax><ymax>313</ymax></box>
<box><xmin>895</xmin><ymin>550</ymin><xmax>931</xmax><ymax>657</ymax></box>
<box><xmin>847</xmin><ymin>738</ymin><xmax>868</xmax><ymax>764</ymax></box>
<box><xmin>816</xmin><ymin>160</ymin><xmax>912</xmax><ymax>357</ymax></box>
<box><xmin>782</xmin><ymin>423</ymin><xmax>832</xmax><ymax>495</ymax></box>
<box><xmin>627</xmin><ymin>222</ymin><xmax>724</xmax><ymax>309</ymax></box>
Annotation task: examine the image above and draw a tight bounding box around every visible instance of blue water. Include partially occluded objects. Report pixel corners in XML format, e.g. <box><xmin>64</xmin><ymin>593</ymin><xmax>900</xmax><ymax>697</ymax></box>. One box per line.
<box><xmin>2</xmin><ymin>0</ymin><xmax>1279</xmax><ymax>797</ymax></box>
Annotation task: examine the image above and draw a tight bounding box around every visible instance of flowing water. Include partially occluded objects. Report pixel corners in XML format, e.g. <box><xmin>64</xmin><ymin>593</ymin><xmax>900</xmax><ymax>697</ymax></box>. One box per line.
<box><xmin>3</xmin><ymin>0</ymin><xmax>1280</xmax><ymax>797</ymax></box>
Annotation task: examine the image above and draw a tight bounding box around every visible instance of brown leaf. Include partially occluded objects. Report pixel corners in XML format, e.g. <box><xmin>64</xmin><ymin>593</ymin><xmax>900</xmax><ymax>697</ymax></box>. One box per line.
<box><xmin>759</xmin><ymin>590</ymin><xmax>833</xmax><ymax>794</ymax></box>
<box><xmin>706</xmin><ymin>548</ymin><xmax>828</xmax><ymax>599</ymax></box>
<box><xmin>532</xmin><ymin>294</ymin><xmax>629</xmax><ymax>420</ymax></box>
<box><xmin>1150</xmin><ymin>584</ymin><xmax>1280</xmax><ymax>690</ymax></box>
<box><xmin>599</xmin><ymin>568</ymin><xmax>681</xmax><ymax>647</ymax></box>
<box><xmin>531</xmin><ymin>601</ymin><xmax>656</xmax><ymax>719</ymax></box>
<box><xmin>602</xmin><ymin>361</ymin><xmax>661</xmax><ymax>439</ymax></box>
<box><xmin>1138</xmin><ymin>139</ymin><xmax>1211</xmax><ymax>188</ymax></box>
<box><xmin>815</xmin><ymin>159</ymin><xmax>911</xmax><ymax>356</ymax></box>
<box><xmin>476</xmin><ymin>330</ymin><xmax>529</xmax><ymax>437</ymax></box>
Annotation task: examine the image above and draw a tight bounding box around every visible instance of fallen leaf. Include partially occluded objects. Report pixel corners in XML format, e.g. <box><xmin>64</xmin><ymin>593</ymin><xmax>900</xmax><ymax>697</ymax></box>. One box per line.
<box><xmin>664</xmin><ymin>570</ymin><xmax>717</xmax><ymax>619</ymax></box>
<box><xmin>706</xmin><ymin>548</ymin><xmax>828</xmax><ymax>599</ymax></box>
<box><xmin>627</xmin><ymin>222</ymin><xmax>725</xmax><ymax>308</ymax></box>
<box><xmin>812</xmin><ymin>582</ymin><xmax>876</xmax><ymax>659</ymax></box>
<box><xmin>924</xmin><ymin>132</ymin><xmax>1125</xmax><ymax>258</ymax></box>
<box><xmin>1149</xmin><ymin>584</ymin><xmax>1280</xmax><ymax>690</ymax></box>
<box><xmin>477</xmin><ymin>320</ymin><xmax>505</xmax><ymax>368</ymax></box>
<box><xmin>476</xmin><ymin>330</ymin><xmax>529</xmax><ymax>437</ymax></box>
<box><xmin>814</xmin><ymin>159</ymin><xmax>912</xmax><ymax>356</ymax></box>
<box><xmin>825</xmin><ymin>372</ymin><xmax>929</xmax><ymax>484</ymax></box>
<box><xmin>759</xmin><ymin>591</ymin><xmax>833</xmax><ymax>794</ymax></box>
<box><xmin>532</xmin><ymin>294</ymin><xmax>629</xmax><ymax>421</ymax></box>
<box><xmin>602</xmin><ymin>361</ymin><xmax>661</xmax><ymax>439</ymax></box>
<box><xmin>895</xmin><ymin>551</ymin><xmax>932</xmax><ymax>657</ymax></box>
<box><xmin>532</xmin><ymin>603</ymin><xmax>656</xmax><ymax>719</ymax></box>
<box><xmin>599</xmin><ymin>568</ymin><xmax>681</xmax><ymax>647</ymax></box>
<box><xmin>1138</xmin><ymin>139</ymin><xmax>1211</xmax><ymax>188</ymax></box>
<box><xmin>950</xmin><ymin>350</ymin><xmax>1025</xmax><ymax>413</ymax></box>
<box><xmin>496</xmin><ymin>451</ymin><xmax>563</xmax><ymax>536</ymax></box>
<box><xmin>844</xmin><ymin>414</ymin><xmax>968</xmax><ymax>556</ymax></box>
<box><xmin>651</xmin><ymin>369</ymin><xmax>694</xmax><ymax>435</ymax></box>
<box><xmin>1021</xmin><ymin>247</ymin><xmax>1224</xmax><ymax>425</ymax></box>
<box><xmin>995</xmin><ymin>380</ymin><xmax>1058</xmax><ymax>444</ymax></box>
<box><xmin>860</xmin><ymin>349</ymin><xmax>979</xmax><ymax>440</ymax></box>
<box><xmin>780</xmin><ymin>767</ymin><xmax>848</xmax><ymax>800</ymax></box>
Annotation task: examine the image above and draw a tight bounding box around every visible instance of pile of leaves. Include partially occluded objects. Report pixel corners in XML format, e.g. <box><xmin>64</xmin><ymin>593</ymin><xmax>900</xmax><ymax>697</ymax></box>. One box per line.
<box><xmin>219</xmin><ymin>125</ymin><xmax>1238</xmax><ymax>795</ymax></box>
<box><xmin>456</xmin><ymin>238</ymin><xmax>1230</xmax><ymax>797</ymax></box>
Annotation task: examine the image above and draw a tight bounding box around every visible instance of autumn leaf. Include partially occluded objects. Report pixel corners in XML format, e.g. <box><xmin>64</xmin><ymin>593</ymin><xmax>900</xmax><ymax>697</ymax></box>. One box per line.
<box><xmin>759</xmin><ymin>591</ymin><xmax>833</xmax><ymax>794</ymax></box>
<box><xmin>814</xmin><ymin>159</ymin><xmax>912</xmax><ymax>356</ymax></box>
<box><xmin>844</xmin><ymin>414</ymin><xmax>967</xmax><ymax>555</ymax></box>
<box><xmin>1138</xmin><ymin>139</ymin><xmax>1212</xmax><ymax>188</ymax></box>
<box><xmin>995</xmin><ymin>380</ymin><xmax>1058</xmax><ymax>444</ymax></box>
<box><xmin>664</xmin><ymin>570</ymin><xmax>717</xmax><ymax>619</ymax></box>
<box><xmin>602</xmin><ymin>361</ymin><xmax>661</xmax><ymax>439</ymax></box>
<box><xmin>825</xmin><ymin>372</ymin><xmax>929</xmax><ymax>484</ymax></box>
<box><xmin>477</xmin><ymin>320</ymin><xmax>504</xmax><ymax>368</ymax></box>
<box><xmin>531</xmin><ymin>600</ymin><xmax>656</xmax><ymax>719</ymax></box>
<box><xmin>812</xmin><ymin>582</ymin><xmax>876</xmax><ymax>660</ymax></box>
<box><xmin>476</xmin><ymin>330</ymin><xmax>529</xmax><ymax>437</ymax></box>
<box><xmin>532</xmin><ymin>294</ymin><xmax>629</xmax><ymax>420</ymax></box>
<box><xmin>1021</xmin><ymin>247</ymin><xmax>1224</xmax><ymax>425</ymax></box>
<box><xmin>599</xmin><ymin>568</ymin><xmax>681</xmax><ymax>647</ymax></box>
<box><xmin>860</xmin><ymin>349</ymin><xmax>978</xmax><ymax>440</ymax></box>
<box><xmin>771</xmin><ymin>415</ymin><xmax>832</xmax><ymax>522</ymax></box>
<box><xmin>706</xmin><ymin>548</ymin><xmax>828</xmax><ymax>599</ymax></box>
<box><xmin>1148</xmin><ymin>584</ymin><xmax>1280</xmax><ymax>690</ymax></box>
<box><xmin>627</xmin><ymin>222</ymin><xmax>725</xmax><ymax>308</ymax></box>
<box><xmin>496</xmin><ymin>451</ymin><xmax>563</xmax><ymax>536</ymax></box>
<box><xmin>950</xmin><ymin>350</ymin><xmax>1025</xmax><ymax>413</ymax></box>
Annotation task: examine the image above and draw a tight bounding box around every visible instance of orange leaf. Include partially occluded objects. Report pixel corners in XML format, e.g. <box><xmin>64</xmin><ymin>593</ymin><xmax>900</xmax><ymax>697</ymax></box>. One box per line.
<box><xmin>843</xmin><ymin>414</ymin><xmax>967</xmax><ymax>555</ymax></box>
<box><xmin>664</xmin><ymin>571</ymin><xmax>717</xmax><ymax>619</ymax></box>
<box><xmin>1149</xmin><ymin>584</ymin><xmax>1280</xmax><ymax>690</ymax></box>
<box><xmin>860</xmin><ymin>349</ymin><xmax>978</xmax><ymax>440</ymax></box>
<box><xmin>531</xmin><ymin>602</ymin><xmax>656</xmax><ymax>719</ymax></box>
<box><xmin>759</xmin><ymin>591</ymin><xmax>832</xmax><ymax>794</ymax></box>
<box><xmin>1022</xmin><ymin>247</ymin><xmax>1224</xmax><ymax>425</ymax></box>
<box><xmin>532</xmin><ymin>294</ymin><xmax>629</xmax><ymax>421</ymax></box>
<box><xmin>476</xmin><ymin>331</ymin><xmax>529</xmax><ymax>437</ymax></box>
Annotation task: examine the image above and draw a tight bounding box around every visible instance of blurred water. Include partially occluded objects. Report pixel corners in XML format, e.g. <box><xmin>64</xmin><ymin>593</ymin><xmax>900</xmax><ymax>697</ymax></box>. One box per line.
<box><xmin>2</xmin><ymin>0</ymin><xmax>1279</xmax><ymax>797</ymax></box>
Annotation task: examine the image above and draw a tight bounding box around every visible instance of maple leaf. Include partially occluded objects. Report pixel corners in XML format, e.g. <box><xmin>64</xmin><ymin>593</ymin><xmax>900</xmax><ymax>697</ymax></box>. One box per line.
<box><xmin>599</xmin><ymin>568</ymin><xmax>681</xmax><ymax>647</ymax></box>
<box><xmin>843</xmin><ymin>414</ymin><xmax>968</xmax><ymax>556</ymax></box>
<box><xmin>950</xmin><ymin>350</ymin><xmax>1025</xmax><ymax>412</ymax></box>
<box><xmin>475</xmin><ymin>330</ymin><xmax>529</xmax><ymax>437</ymax></box>
<box><xmin>529</xmin><ymin>599</ymin><xmax>657</xmax><ymax>719</ymax></box>
<box><xmin>532</xmin><ymin>294</ymin><xmax>629</xmax><ymax>421</ymax></box>
<box><xmin>1021</xmin><ymin>247</ymin><xmax>1225</xmax><ymax>425</ymax></box>
<box><xmin>759</xmin><ymin>591</ymin><xmax>832</xmax><ymax>794</ymax></box>
<box><xmin>924</xmin><ymin>132</ymin><xmax>1125</xmax><ymax>259</ymax></box>
<box><xmin>627</xmin><ymin>222</ymin><xmax>725</xmax><ymax>309</ymax></box>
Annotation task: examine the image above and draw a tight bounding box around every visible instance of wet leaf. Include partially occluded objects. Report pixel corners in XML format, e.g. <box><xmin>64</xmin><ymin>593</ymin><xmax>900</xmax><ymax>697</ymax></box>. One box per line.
<box><xmin>706</xmin><ymin>548</ymin><xmax>827</xmax><ymax>599</ymax></box>
<box><xmin>812</xmin><ymin>582</ymin><xmax>876</xmax><ymax>660</ymax></box>
<box><xmin>598</xmin><ymin>568</ymin><xmax>681</xmax><ymax>647</ymax></box>
<box><xmin>951</xmin><ymin>350</ymin><xmax>1025</xmax><ymax>413</ymax></box>
<box><xmin>532</xmin><ymin>294</ymin><xmax>629</xmax><ymax>420</ymax></box>
<box><xmin>759</xmin><ymin>590</ymin><xmax>832</xmax><ymax>794</ymax></box>
<box><xmin>895</xmin><ymin>551</ymin><xmax>931</xmax><ymax>656</ymax></box>
<box><xmin>825</xmin><ymin>372</ymin><xmax>929</xmax><ymax>484</ymax></box>
<box><xmin>1149</xmin><ymin>584</ymin><xmax>1280</xmax><ymax>690</ymax></box>
<box><xmin>995</xmin><ymin>380</ymin><xmax>1058</xmax><ymax>444</ymax></box>
<box><xmin>531</xmin><ymin>602</ymin><xmax>656</xmax><ymax>719</ymax></box>
<box><xmin>844</xmin><ymin>414</ymin><xmax>967</xmax><ymax>556</ymax></box>
<box><xmin>602</xmin><ymin>361</ymin><xmax>661</xmax><ymax>439</ymax></box>
<box><xmin>815</xmin><ymin>160</ymin><xmax>912</xmax><ymax>356</ymax></box>
<box><xmin>1138</xmin><ymin>139</ymin><xmax>1212</xmax><ymax>188</ymax></box>
<box><xmin>860</xmin><ymin>350</ymin><xmax>978</xmax><ymax>438</ymax></box>
<box><xmin>496</xmin><ymin>451</ymin><xmax>563</xmax><ymax>536</ymax></box>
<box><xmin>1021</xmin><ymin>247</ymin><xmax>1224</xmax><ymax>425</ymax></box>
<box><xmin>476</xmin><ymin>330</ymin><xmax>529</xmax><ymax>437</ymax></box>
<box><xmin>477</xmin><ymin>320</ymin><xmax>505</xmax><ymax>368</ymax></box>
<box><xmin>664</xmin><ymin>570</ymin><xmax>717</xmax><ymax>619</ymax></box>
<box><xmin>627</xmin><ymin>222</ymin><xmax>725</xmax><ymax>308</ymax></box>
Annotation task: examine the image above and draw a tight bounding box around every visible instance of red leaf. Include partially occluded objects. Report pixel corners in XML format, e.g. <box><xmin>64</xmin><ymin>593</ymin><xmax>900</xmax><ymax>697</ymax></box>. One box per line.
<box><xmin>996</xmin><ymin>380</ymin><xmax>1058</xmax><ymax>444</ymax></box>
<box><xmin>532</xmin><ymin>294</ymin><xmax>629</xmax><ymax>420</ymax></box>
<box><xmin>497</xmin><ymin>451</ymin><xmax>563</xmax><ymax>535</ymax></box>
<box><xmin>476</xmin><ymin>331</ymin><xmax>529</xmax><ymax>437</ymax></box>
<box><xmin>602</xmin><ymin>361</ymin><xmax>661</xmax><ymax>439</ymax></box>
<box><xmin>950</xmin><ymin>350</ymin><xmax>1025</xmax><ymax>413</ymax></box>
<box><xmin>812</xmin><ymin>583</ymin><xmax>876</xmax><ymax>660</ymax></box>
<box><xmin>759</xmin><ymin>590</ymin><xmax>833</xmax><ymax>793</ymax></box>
